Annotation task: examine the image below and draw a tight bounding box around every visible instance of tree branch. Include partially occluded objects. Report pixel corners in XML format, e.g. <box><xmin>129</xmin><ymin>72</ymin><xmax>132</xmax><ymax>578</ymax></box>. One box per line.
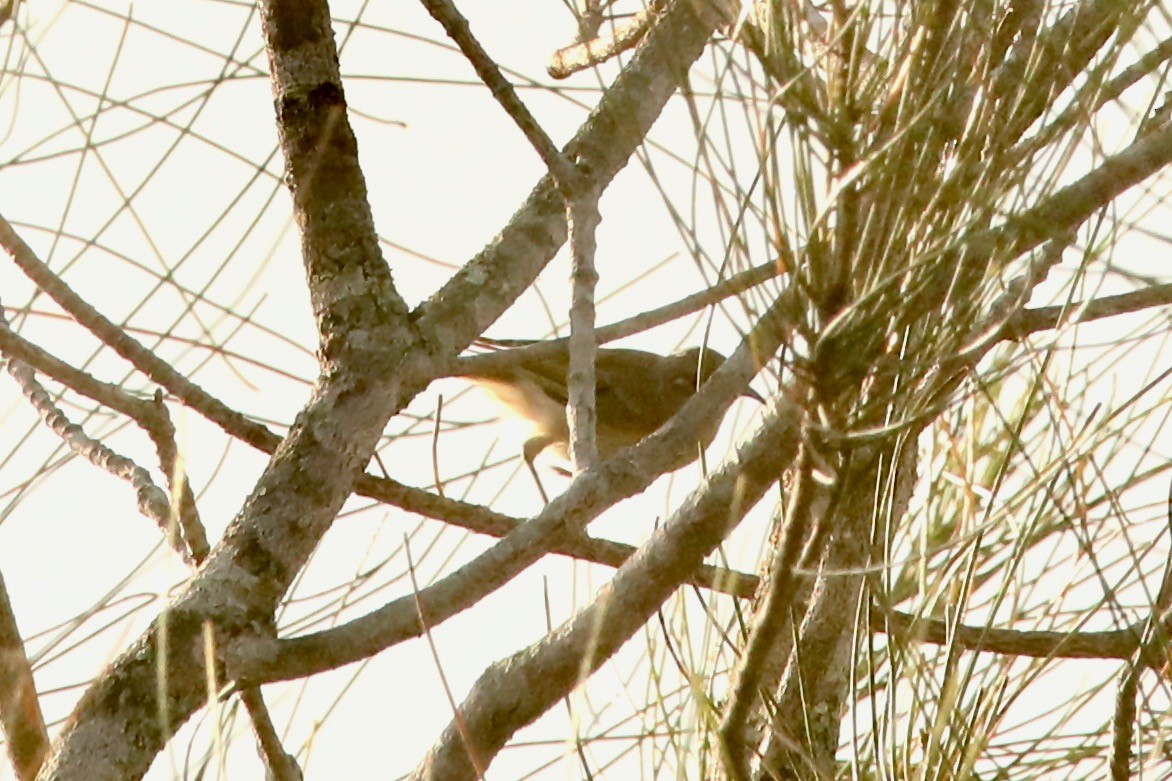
<box><xmin>418</xmin><ymin>0</ymin><xmax>581</xmax><ymax>192</ymax></box>
<box><xmin>39</xmin><ymin>0</ymin><xmax>413</xmax><ymax>774</ymax></box>
<box><xmin>409</xmin><ymin>395</ymin><xmax>802</xmax><ymax>780</ymax></box>
<box><xmin>233</xmin><ymin>307</ymin><xmax>773</xmax><ymax>684</ymax></box>
<box><xmin>0</xmin><ymin>568</ymin><xmax>47</xmax><ymax>781</ymax></box>
<box><xmin>36</xmin><ymin>2</ymin><xmax>725</xmax><ymax>777</ymax></box>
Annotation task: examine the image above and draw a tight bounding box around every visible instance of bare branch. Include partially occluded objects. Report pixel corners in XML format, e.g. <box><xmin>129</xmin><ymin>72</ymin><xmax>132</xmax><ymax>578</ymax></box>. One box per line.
<box><xmin>418</xmin><ymin>0</ymin><xmax>580</xmax><ymax>192</ymax></box>
<box><xmin>1110</xmin><ymin>661</ymin><xmax>1139</xmax><ymax>781</ymax></box>
<box><xmin>0</xmin><ymin>568</ymin><xmax>47</xmax><ymax>781</ymax></box>
<box><xmin>718</xmin><ymin>437</ymin><xmax>825</xmax><ymax>780</ymax></box>
<box><xmin>0</xmin><ymin>312</ymin><xmax>207</xmax><ymax>561</ymax></box>
<box><xmin>233</xmin><ymin>308</ymin><xmax>772</xmax><ymax>684</ymax></box>
<box><xmin>452</xmin><ymin>258</ymin><xmax>785</xmax><ymax>376</ymax></box>
<box><xmin>1008</xmin><ymin>282</ymin><xmax>1172</xmax><ymax>338</ymax></box>
<box><xmin>239</xmin><ymin>688</ymin><xmax>303</xmax><ymax>781</ymax></box>
<box><xmin>548</xmin><ymin>2</ymin><xmax>660</xmax><ymax>79</ymax></box>
<box><xmin>566</xmin><ymin>188</ymin><xmax>601</xmax><ymax>470</ymax></box>
<box><xmin>409</xmin><ymin>395</ymin><xmax>802</xmax><ymax>781</ymax></box>
<box><xmin>4</xmin><ymin>351</ymin><xmax>187</xmax><ymax>562</ymax></box>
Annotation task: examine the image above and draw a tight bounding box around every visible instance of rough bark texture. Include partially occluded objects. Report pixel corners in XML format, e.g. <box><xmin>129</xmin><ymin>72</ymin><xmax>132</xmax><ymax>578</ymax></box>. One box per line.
<box><xmin>36</xmin><ymin>1</ymin><xmax>722</xmax><ymax>778</ymax></box>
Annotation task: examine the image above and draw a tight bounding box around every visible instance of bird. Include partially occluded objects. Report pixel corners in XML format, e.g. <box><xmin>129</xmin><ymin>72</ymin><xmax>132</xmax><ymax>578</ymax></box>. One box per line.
<box><xmin>455</xmin><ymin>344</ymin><xmax>761</xmax><ymax>500</ymax></box>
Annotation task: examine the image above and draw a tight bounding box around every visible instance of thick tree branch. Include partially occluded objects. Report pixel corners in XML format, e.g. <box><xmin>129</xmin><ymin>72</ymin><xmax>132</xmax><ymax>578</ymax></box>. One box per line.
<box><xmin>411</xmin><ymin>0</ymin><xmax>719</xmax><ymax>353</ymax></box>
<box><xmin>718</xmin><ymin>437</ymin><xmax>823</xmax><ymax>780</ymax></box>
<box><xmin>38</xmin><ymin>0</ymin><xmax>412</xmax><ymax>775</ymax></box>
<box><xmin>233</xmin><ymin>310</ymin><xmax>773</xmax><ymax>684</ymax></box>
<box><xmin>993</xmin><ymin>121</ymin><xmax>1172</xmax><ymax>264</ymax></box>
<box><xmin>409</xmin><ymin>393</ymin><xmax>802</xmax><ymax>780</ymax></box>
<box><xmin>35</xmin><ymin>2</ymin><xmax>724</xmax><ymax>777</ymax></box>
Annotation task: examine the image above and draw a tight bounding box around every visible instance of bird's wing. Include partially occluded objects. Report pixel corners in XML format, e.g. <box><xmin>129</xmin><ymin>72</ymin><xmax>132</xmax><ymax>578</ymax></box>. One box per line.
<box><xmin>594</xmin><ymin>350</ymin><xmax>684</xmax><ymax>431</ymax></box>
<box><xmin>466</xmin><ymin>347</ymin><xmax>691</xmax><ymax>431</ymax></box>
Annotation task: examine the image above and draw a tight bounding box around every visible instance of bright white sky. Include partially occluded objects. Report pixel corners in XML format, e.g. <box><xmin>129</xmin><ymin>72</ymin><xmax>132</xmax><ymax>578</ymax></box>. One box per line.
<box><xmin>5</xmin><ymin>1</ymin><xmax>1172</xmax><ymax>778</ymax></box>
<box><xmin>0</xmin><ymin>1</ymin><xmax>776</xmax><ymax>777</ymax></box>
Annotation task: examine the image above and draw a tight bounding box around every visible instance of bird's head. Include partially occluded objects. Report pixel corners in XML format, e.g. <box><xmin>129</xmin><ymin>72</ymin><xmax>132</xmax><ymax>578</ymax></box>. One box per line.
<box><xmin>670</xmin><ymin>346</ymin><xmax>764</xmax><ymax>403</ymax></box>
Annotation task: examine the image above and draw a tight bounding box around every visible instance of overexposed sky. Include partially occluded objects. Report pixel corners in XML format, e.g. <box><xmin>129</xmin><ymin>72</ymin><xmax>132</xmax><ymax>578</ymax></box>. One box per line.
<box><xmin>6</xmin><ymin>1</ymin><xmax>1172</xmax><ymax>778</ymax></box>
<box><xmin>0</xmin><ymin>1</ymin><xmax>775</xmax><ymax>777</ymax></box>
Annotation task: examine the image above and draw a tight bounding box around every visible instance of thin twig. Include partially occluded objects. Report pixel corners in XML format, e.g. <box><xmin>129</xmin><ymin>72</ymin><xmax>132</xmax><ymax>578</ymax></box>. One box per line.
<box><xmin>548</xmin><ymin>3</ymin><xmax>660</xmax><ymax>79</ymax></box>
<box><xmin>405</xmin><ymin>537</ymin><xmax>488</xmax><ymax>779</ymax></box>
<box><xmin>566</xmin><ymin>189</ymin><xmax>601</xmax><ymax>469</ymax></box>
<box><xmin>0</xmin><ymin>307</ymin><xmax>208</xmax><ymax>562</ymax></box>
<box><xmin>147</xmin><ymin>391</ymin><xmax>208</xmax><ymax>563</ymax></box>
<box><xmin>418</xmin><ymin>0</ymin><xmax>580</xmax><ymax>193</ymax></box>
<box><xmin>239</xmin><ymin>688</ymin><xmax>303</xmax><ymax>781</ymax></box>
<box><xmin>432</xmin><ymin>394</ymin><xmax>445</xmax><ymax>499</ymax></box>
<box><xmin>4</xmin><ymin>347</ymin><xmax>191</xmax><ymax>563</ymax></box>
